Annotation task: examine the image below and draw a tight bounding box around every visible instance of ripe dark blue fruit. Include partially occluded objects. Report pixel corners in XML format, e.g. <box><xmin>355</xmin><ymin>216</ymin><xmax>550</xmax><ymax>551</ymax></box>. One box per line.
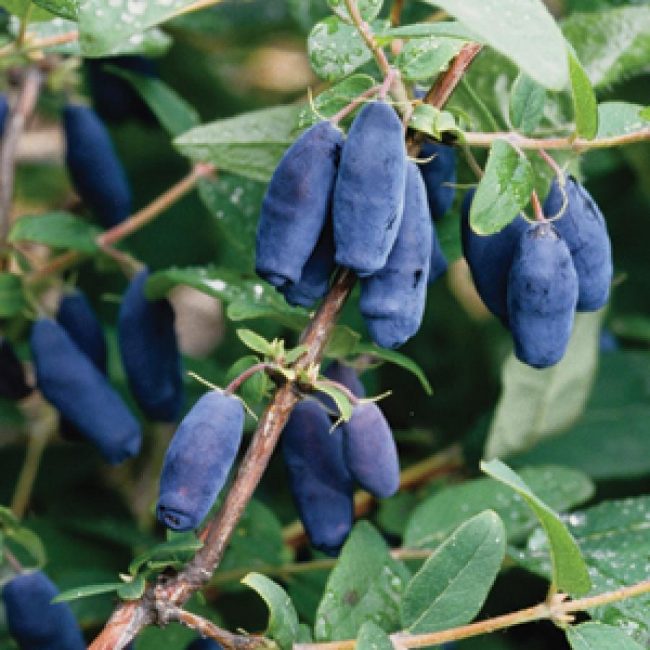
<box><xmin>343</xmin><ymin>402</ymin><xmax>399</xmax><ymax>499</ymax></box>
<box><xmin>428</xmin><ymin>221</ymin><xmax>448</xmax><ymax>285</ymax></box>
<box><xmin>57</xmin><ymin>290</ymin><xmax>107</xmax><ymax>374</ymax></box>
<box><xmin>118</xmin><ymin>268</ymin><xmax>184</xmax><ymax>422</ymax></box>
<box><xmin>256</xmin><ymin>121</ymin><xmax>343</xmax><ymax>288</ymax></box>
<box><xmin>31</xmin><ymin>318</ymin><xmax>141</xmax><ymax>464</ymax></box>
<box><xmin>157</xmin><ymin>391</ymin><xmax>244</xmax><ymax>531</ymax></box>
<box><xmin>359</xmin><ymin>162</ymin><xmax>432</xmax><ymax>349</ymax></box>
<box><xmin>0</xmin><ymin>94</ymin><xmax>8</xmax><ymax>134</ymax></box>
<box><xmin>418</xmin><ymin>141</ymin><xmax>456</xmax><ymax>220</ymax></box>
<box><xmin>0</xmin><ymin>338</ymin><xmax>31</xmax><ymax>400</ymax></box>
<box><xmin>63</xmin><ymin>104</ymin><xmax>132</xmax><ymax>228</ymax></box>
<box><xmin>282</xmin><ymin>400</ymin><xmax>353</xmax><ymax>556</ymax></box>
<box><xmin>461</xmin><ymin>189</ymin><xmax>528</xmax><ymax>325</ymax></box>
<box><xmin>543</xmin><ymin>176</ymin><xmax>612</xmax><ymax>311</ymax></box>
<box><xmin>507</xmin><ymin>223</ymin><xmax>578</xmax><ymax>369</ymax></box>
<box><xmin>333</xmin><ymin>101</ymin><xmax>407</xmax><ymax>276</ymax></box>
<box><xmin>282</xmin><ymin>221</ymin><xmax>335</xmax><ymax>308</ymax></box>
<box><xmin>186</xmin><ymin>639</ymin><xmax>223</xmax><ymax>650</ymax></box>
<box><xmin>86</xmin><ymin>55</ymin><xmax>157</xmax><ymax>124</ymax></box>
<box><xmin>3</xmin><ymin>571</ymin><xmax>86</xmax><ymax>650</ymax></box>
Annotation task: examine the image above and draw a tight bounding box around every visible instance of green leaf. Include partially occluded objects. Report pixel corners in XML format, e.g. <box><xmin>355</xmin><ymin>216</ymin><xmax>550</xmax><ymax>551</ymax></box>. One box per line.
<box><xmin>395</xmin><ymin>36</ymin><xmax>466</xmax><ymax>81</ymax></box>
<box><xmin>6</xmin><ymin>526</ymin><xmax>47</xmax><ymax>567</ymax></box>
<box><xmin>485</xmin><ymin>310</ymin><xmax>603</xmax><ymax>460</ymax></box>
<box><xmin>314</xmin><ymin>521</ymin><xmax>410</xmax><ymax>641</ymax></box>
<box><xmin>0</xmin><ymin>0</ymin><xmax>54</xmax><ymax>21</ymax></box>
<box><xmin>107</xmin><ymin>68</ymin><xmax>200</xmax><ymax>137</ymax></box>
<box><xmin>128</xmin><ymin>533</ymin><xmax>203</xmax><ymax>576</ymax></box>
<box><xmin>0</xmin><ymin>273</ymin><xmax>25</xmax><ymax>318</ymax></box>
<box><xmin>52</xmin><ymin>582</ymin><xmax>124</xmax><ymax>604</ymax></box>
<box><xmin>481</xmin><ymin>459</ymin><xmax>591</xmax><ymax>596</ymax></box>
<box><xmin>314</xmin><ymin>381</ymin><xmax>353</xmax><ymax>421</ymax></box>
<box><xmin>404</xmin><ymin>465</ymin><xmax>593</xmax><ymax>549</ymax></box>
<box><xmin>33</xmin><ymin>0</ymin><xmax>78</xmax><ymax>20</ymax></box>
<box><xmin>376</xmin><ymin>21</ymin><xmax>478</xmax><ymax>43</ymax></box>
<box><xmin>298</xmin><ymin>75</ymin><xmax>376</xmax><ymax>128</ymax></box>
<box><xmin>225</xmin><ymin>356</ymin><xmax>270</xmax><ymax>405</ymax></box>
<box><xmin>469</xmin><ymin>139</ymin><xmax>534</xmax><ymax>235</ymax></box>
<box><xmin>243</xmin><ymin>573</ymin><xmax>299</xmax><ymax>650</ymax></box>
<box><xmin>117</xmin><ymin>574</ymin><xmax>146</xmax><ymax>600</ymax></box>
<box><xmin>0</xmin><ymin>505</ymin><xmax>20</xmax><ymax>529</ymax></box>
<box><xmin>401</xmin><ymin>511</ymin><xmax>506</xmax><ymax>633</ymax></box>
<box><xmin>308</xmin><ymin>16</ymin><xmax>389</xmax><ymax>81</ymax></box>
<box><xmin>175</xmin><ymin>105</ymin><xmax>301</xmax><ymax>183</ymax></box>
<box><xmin>236</xmin><ymin>329</ymin><xmax>276</xmax><ymax>357</ymax></box>
<box><xmin>568</xmin><ymin>49</ymin><xmax>598</xmax><ymax>139</ymax></box>
<box><xmin>407</xmin><ymin>103</ymin><xmax>461</xmax><ymax>140</ymax></box>
<box><xmin>509</xmin><ymin>74</ymin><xmax>546</xmax><ymax>135</ymax></box>
<box><xmin>327</xmin><ymin>0</ymin><xmax>383</xmax><ymax>21</ymax></box>
<box><xmin>356</xmin><ymin>621</ymin><xmax>394</xmax><ymax>650</ymax></box>
<box><xmin>324</xmin><ymin>325</ymin><xmax>361</xmax><ymax>359</ymax></box>
<box><xmin>641</xmin><ymin>107</ymin><xmax>650</xmax><ymax>120</ymax></box>
<box><xmin>9</xmin><ymin>212</ymin><xmax>101</xmax><ymax>253</ymax></box>
<box><xmin>566</xmin><ymin>622</ymin><xmax>645</xmax><ymax>650</ymax></box>
<box><xmin>352</xmin><ymin>342</ymin><xmax>432</xmax><ymax>395</ymax></box>
<box><xmin>417</xmin><ymin>0</ymin><xmax>569</xmax><ymax>90</ymax></box>
<box><xmin>562</xmin><ymin>6</ymin><xmax>650</xmax><ymax>89</ymax></box>
<box><xmin>596</xmin><ymin>102</ymin><xmax>650</xmax><ymax>138</ymax></box>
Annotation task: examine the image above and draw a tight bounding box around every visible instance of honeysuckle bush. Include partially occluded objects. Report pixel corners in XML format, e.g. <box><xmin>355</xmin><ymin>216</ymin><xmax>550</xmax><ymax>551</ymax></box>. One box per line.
<box><xmin>0</xmin><ymin>0</ymin><xmax>649</xmax><ymax>649</ymax></box>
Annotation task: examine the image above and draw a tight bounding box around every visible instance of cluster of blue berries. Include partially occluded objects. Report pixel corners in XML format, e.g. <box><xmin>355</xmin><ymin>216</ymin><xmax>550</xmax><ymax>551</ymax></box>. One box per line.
<box><xmin>256</xmin><ymin>100</ymin><xmax>454</xmax><ymax>349</ymax></box>
<box><xmin>462</xmin><ymin>176</ymin><xmax>612</xmax><ymax>368</ymax></box>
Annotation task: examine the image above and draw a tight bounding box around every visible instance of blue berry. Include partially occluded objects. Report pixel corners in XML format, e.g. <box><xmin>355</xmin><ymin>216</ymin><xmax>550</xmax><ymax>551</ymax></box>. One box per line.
<box><xmin>0</xmin><ymin>338</ymin><xmax>31</xmax><ymax>400</ymax></box>
<box><xmin>186</xmin><ymin>639</ymin><xmax>223</xmax><ymax>650</ymax></box>
<box><xmin>282</xmin><ymin>400</ymin><xmax>353</xmax><ymax>555</ymax></box>
<box><xmin>333</xmin><ymin>101</ymin><xmax>407</xmax><ymax>277</ymax></box>
<box><xmin>323</xmin><ymin>360</ymin><xmax>365</xmax><ymax>402</ymax></box>
<box><xmin>507</xmin><ymin>223</ymin><xmax>578</xmax><ymax>369</ymax></box>
<box><xmin>418</xmin><ymin>141</ymin><xmax>456</xmax><ymax>220</ymax></box>
<box><xmin>543</xmin><ymin>176</ymin><xmax>612</xmax><ymax>311</ymax></box>
<box><xmin>428</xmin><ymin>221</ymin><xmax>448</xmax><ymax>285</ymax></box>
<box><xmin>118</xmin><ymin>268</ymin><xmax>184</xmax><ymax>422</ymax></box>
<box><xmin>256</xmin><ymin>121</ymin><xmax>343</xmax><ymax>288</ymax></box>
<box><xmin>3</xmin><ymin>571</ymin><xmax>86</xmax><ymax>650</ymax></box>
<box><xmin>157</xmin><ymin>391</ymin><xmax>244</xmax><ymax>531</ymax></box>
<box><xmin>0</xmin><ymin>94</ymin><xmax>8</xmax><ymax>134</ymax></box>
<box><xmin>359</xmin><ymin>161</ymin><xmax>432</xmax><ymax>349</ymax></box>
<box><xmin>63</xmin><ymin>104</ymin><xmax>132</xmax><ymax>228</ymax></box>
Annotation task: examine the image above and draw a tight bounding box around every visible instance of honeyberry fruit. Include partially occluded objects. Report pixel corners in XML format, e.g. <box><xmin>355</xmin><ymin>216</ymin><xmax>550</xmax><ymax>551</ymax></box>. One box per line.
<box><xmin>3</xmin><ymin>571</ymin><xmax>86</xmax><ymax>650</ymax></box>
<box><xmin>57</xmin><ymin>290</ymin><xmax>107</xmax><ymax>374</ymax></box>
<box><xmin>507</xmin><ymin>223</ymin><xmax>578</xmax><ymax>369</ymax></box>
<box><xmin>256</xmin><ymin>121</ymin><xmax>343</xmax><ymax>288</ymax></box>
<box><xmin>428</xmin><ymin>222</ymin><xmax>448</xmax><ymax>285</ymax></box>
<box><xmin>157</xmin><ymin>391</ymin><xmax>244</xmax><ymax>531</ymax></box>
<box><xmin>281</xmin><ymin>220</ymin><xmax>335</xmax><ymax>308</ymax></box>
<box><xmin>323</xmin><ymin>360</ymin><xmax>365</xmax><ymax>403</ymax></box>
<box><xmin>418</xmin><ymin>141</ymin><xmax>457</xmax><ymax>220</ymax></box>
<box><xmin>543</xmin><ymin>176</ymin><xmax>613</xmax><ymax>311</ymax></box>
<box><xmin>31</xmin><ymin>318</ymin><xmax>141</xmax><ymax>464</ymax></box>
<box><xmin>333</xmin><ymin>101</ymin><xmax>407</xmax><ymax>277</ymax></box>
<box><xmin>63</xmin><ymin>104</ymin><xmax>132</xmax><ymax>228</ymax></box>
<box><xmin>461</xmin><ymin>189</ymin><xmax>528</xmax><ymax>325</ymax></box>
<box><xmin>0</xmin><ymin>93</ymin><xmax>8</xmax><ymax>134</ymax></box>
<box><xmin>360</xmin><ymin>161</ymin><xmax>432</xmax><ymax>349</ymax></box>
<box><xmin>282</xmin><ymin>399</ymin><xmax>353</xmax><ymax>555</ymax></box>
<box><xmin>0</xmin><ymin>338</ymin><xmax>31</xmax><ymax>401</ymax></box>
<box><xmin>186</xmin><ymin>639</ymin><xmax>223</xmax><ymax>650</ymax></box>
<box><xmin>343</xmin><ymin>402</ymin><xmax>399</xmax><ymax>499</ymax></box>
<box><xmin>118</xmin><ymin>268</ymin><xmax>184</xmax><ymax>422</ymax></box>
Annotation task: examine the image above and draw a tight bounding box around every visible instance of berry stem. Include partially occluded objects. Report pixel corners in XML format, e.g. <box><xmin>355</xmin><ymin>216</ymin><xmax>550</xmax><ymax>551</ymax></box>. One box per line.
<box><xmin>531</xmin><ymin>190</ymin><xmax>546</xmax><ymax>223</ymax></box>
<box><xmin>224</xmin><ymin>363</ymin><xmax>273</xmax><ymax>396</ymax></box>
<box><xmin>330</xmin><ymin>85</ymin><xmax>381</xmax><ymax>125</ymax></box>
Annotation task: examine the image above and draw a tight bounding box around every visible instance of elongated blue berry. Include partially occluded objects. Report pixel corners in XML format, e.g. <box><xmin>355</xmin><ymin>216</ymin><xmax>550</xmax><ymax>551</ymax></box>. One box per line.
<box><xmin>256</xmin><ymin>121</ymin><xmax>343</xmax><ymax>287</ymax></box>
<box><xmin>418</xmin><ymin>141</ymin><xmax>456</xmax><ymax>220</ymax></box>
<box><xmin>543</xmin><ymin>176</ymin><xmax>612</xmax><ymax>311</ymax></box>
<box><xmin>186</xmin><ymin>639</ymin><xmax>223</xmax><ymax>650</ymax></box>
<box><xmin>57</xmin><ymin>290</ymin><xmax>107</xmax><ymax>374</ymax></box>
<box><xmin>508</xmin><ymin>223</ymin><xmax>578</xmax><ymax>369</ymax></box>
<box><xmin>360</xmin><ymin>162</ymin><xmax>432</xmax><ymax>349</ymax></box>
<box><xmin>31</xmin><ymin>318</ymin><xmax>141</xmax><ymax>463</ymax></box>
<box><xmin>157</xmin><ymin>391</ymin><xmax>244</xmax><ymax>531</ymax></box>
<box><xmin>0</xmin><ymin>94</ymin><xmax>8</xmax><ymax>134</ymax></box>
<box><xmin>63</xmin><ymin>104</ymin><xmax>132</xmax><ymax>228</ymax></box>
<box><xmin>282</xmin><ymin>400</ymin><xmax>353</xmax><ymax>555</ymax></box>
<box><xmin>429</xmin><ymin>221</ymin><xmax>448</xmax><ymax>285</ymax></box>
<box><xmin>333</xmin><ymin>101</ymin><xmax>407</xmax><ymax>276</ymax></box>
<box><xmin>343</xmin><ymin>402</ymin><xmax>399</xmax><ymax>499</ymax></box>
<box><xmin>461</xmin><ymin>189</ymin><xmax>528</xmax><ymax>325</ymax></box>
<box><xmin>0</xmin><ymin>338</ymin><xmax>31</xmax><ymax>400</ymax></box>
<box><xmin>118</xmin><ymin>268</ymin><xmax>184</xmax><ymax>422</ymax></box>
<box><xmin>281</xmin><ymin>221</ymin><xmax>335</xmax><ymax>308</ymax></box>
<box><xmin>3</xmin><ymin>571</ymin><xmax>85</xmax><ymax>650</ymax></box>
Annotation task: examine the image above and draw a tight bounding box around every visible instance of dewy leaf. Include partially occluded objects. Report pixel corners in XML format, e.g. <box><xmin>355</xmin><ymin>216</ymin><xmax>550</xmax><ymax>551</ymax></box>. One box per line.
<box><xmin>509</xmin><ymin>73</ymin><xmax>546</xmax><ymax>135</ymax></box>
<box><xmin>175</xmin><ymin>105</ymin><xmax>301</xmax><ymax>183</ymax></box>
<box><xmin>417</xmin><ymin>0</ymin><xmax>569</xmax><ymax>90</ymax></box>
<box><xmin>376</xmin><ymin>21</ymin><xmax>478</xmax><ymax>43</ymax></box>
<box><xmin>356</xmin><ymin>621</ymin><xmax>394</xmax><ymax>650</ymax></box>
<box><xmin>395</xmin><ymin>36</ymin><xmax>466</xmax><ymax>81</ymax></box>
<box><xmin>596</xmin><ymin>102</ymin><xmax>650</xmax><ymax>138</ymax></box>
<box><xmin>9</xmin><ymin>212</ymin><xmax>101</xmax><ymax>253</ymax></box>
<box><xmin>485</xmin><ymin>310</ymin><xmax>604</xmax><ymax>460</ymax></box>
<box><xmin>33</xmin><ymin>0</ymin><xmax>78</xmax><ymax>20</ymax></box>
<box><xmin>327</xmin><ymin>0</ymin><xmax>383</xmax><ymax>21</ymax></box>
<box><xmin>566</xmin><ymin>622</ymin><xmax>645</xmax><ymax>650</ymax></box>
<box><xmin>568</xmin><ymin>49</ymin><xmax>598</xmax><ymax>140</ymax></box>
<box><xmin>481</xmin><ymin>459</ymin><xmax>591</xmax><ymax>596</ymax></box>
<box><xmin>0</xmin><ymin>0</ymin><xmax>54</xmax><ymax>20</ymax></box>
<box><xmin>0</xmin><ymin>273</ymin><xmax>25</xmax><ymax>318</ymax></box>
<box><xmin>401</xmin><ymin>511</ymin><xmax>506</xmax><ymax>633</ymax></box>
<box><xmin>243</xmin><ymin>573</ymin><xmax>299</xmax><ymax>650</ymax></box>
<box><xmin>314</xmin><ymin>521</ymin><xmax>410</xmax><ymax>641</ymax></box>
<box><xmin>469</xmin><ymin>139</ymin><xmax>534</xmax><ymax>235</ymax></box>
<box><xmin>404</xmin><ymin>465</ymin><xmax>593</xmax><ymax>549</ymax></box>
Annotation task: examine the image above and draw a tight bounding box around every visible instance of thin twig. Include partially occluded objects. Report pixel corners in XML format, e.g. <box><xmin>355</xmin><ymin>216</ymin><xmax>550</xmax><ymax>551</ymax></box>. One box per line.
<box><xmin>343</xmin><ymin>0</ymin><xmax>391</xmax><ymax>76</ymax></box>
<box><xmin>530</xmin><ymin>190</ymin><xmax>546</xmax><ymax>223</ymax></box>
<box><xmin>225</xmin><ymin>363</ymin><xmax>273</xmax><ymax>395</ymax></box>
<box><xmin>11</xmin><ymin>429</ymin><xmax>51</xmax><ymax>518</ymax></box>
<box><xmin>330</xmin><ymin>85</ymin><xmax>381</xmax><ymax>124</ymax></box>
